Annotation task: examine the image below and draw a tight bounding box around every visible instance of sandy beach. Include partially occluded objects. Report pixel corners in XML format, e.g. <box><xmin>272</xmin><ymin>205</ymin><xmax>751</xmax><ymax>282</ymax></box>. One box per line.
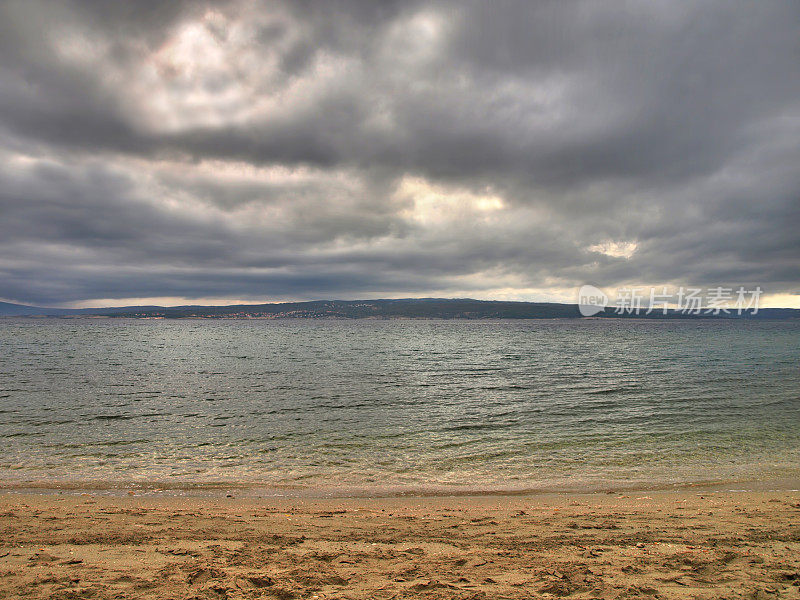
<box><xmin>1</xmin><ymin>490</ymin><xmax>799</xmax><ymax>600</ymax></box>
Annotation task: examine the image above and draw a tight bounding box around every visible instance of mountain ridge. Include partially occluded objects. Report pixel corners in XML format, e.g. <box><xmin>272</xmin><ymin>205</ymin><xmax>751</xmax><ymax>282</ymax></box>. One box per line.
<box><xmin>1</xmin><ymin>299</ymin><xmax>798</xmax><ymax>319</ymax></box>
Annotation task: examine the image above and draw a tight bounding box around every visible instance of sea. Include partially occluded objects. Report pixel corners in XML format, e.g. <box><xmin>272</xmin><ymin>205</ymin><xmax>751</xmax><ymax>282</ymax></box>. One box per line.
<box><xmin>1</xmin><ymin>318</ymin><xmax>798</xmax><ymax>496</ymax></box>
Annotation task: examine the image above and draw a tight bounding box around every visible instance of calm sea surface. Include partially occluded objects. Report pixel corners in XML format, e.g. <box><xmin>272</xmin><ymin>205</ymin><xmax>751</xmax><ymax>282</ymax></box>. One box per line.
<box><xmin>1</xmin><ymin>318</ymin><xmax>798</xmax><ymax>495</ymax></box>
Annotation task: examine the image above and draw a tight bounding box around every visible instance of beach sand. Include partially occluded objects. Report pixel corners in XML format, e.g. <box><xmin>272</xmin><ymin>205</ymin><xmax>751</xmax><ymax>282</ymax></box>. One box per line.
<box><xmin>1</xmin><ymin>490</ymin><xmax>799</xmax><ymax>599</ymax></box>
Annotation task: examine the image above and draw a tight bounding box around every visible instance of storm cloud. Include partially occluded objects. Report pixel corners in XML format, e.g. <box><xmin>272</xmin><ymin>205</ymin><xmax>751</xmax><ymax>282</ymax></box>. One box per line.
<box><xmin>0</xmin><ymin>0</ymin><xmax>798</xmax><ymax>306</ymax></box>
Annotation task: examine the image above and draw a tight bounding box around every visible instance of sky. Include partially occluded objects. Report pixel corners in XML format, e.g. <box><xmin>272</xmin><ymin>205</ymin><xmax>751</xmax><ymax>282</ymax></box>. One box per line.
<box><xmin>0</xmin><ymin>0</ymin><xmax>798</xmax><ymax>308</ymax></box>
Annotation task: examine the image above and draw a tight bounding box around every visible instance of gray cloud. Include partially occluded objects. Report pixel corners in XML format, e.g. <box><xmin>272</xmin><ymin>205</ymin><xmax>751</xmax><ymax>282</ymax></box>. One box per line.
<box><xmin>0</xmin><ymin>0</ymin><xmax>798</xmax><ymax>306</ymax></box>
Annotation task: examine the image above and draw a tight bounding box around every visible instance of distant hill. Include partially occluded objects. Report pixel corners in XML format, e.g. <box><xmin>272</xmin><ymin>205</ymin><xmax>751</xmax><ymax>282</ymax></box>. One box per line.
<box><xmin>1</xmin><ymin>298</ymin><xmax>798</xmax><ymax>319</ymax></box>
<box><xmin>0</xmin><ymin>301</ymin><xmax>58</xmax><ymax>316</ymax></box>
<box><xmin>0</xmin><ymin>301</ymin><xmax>163</xmax><ymax>317</ymax></box>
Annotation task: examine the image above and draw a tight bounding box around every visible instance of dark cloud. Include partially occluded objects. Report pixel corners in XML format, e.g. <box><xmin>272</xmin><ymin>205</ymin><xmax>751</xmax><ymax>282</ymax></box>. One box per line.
<box><xmin>0</xmin><ymin>0</ymin><xmax>797</xmax><ymax>305</ymax></box>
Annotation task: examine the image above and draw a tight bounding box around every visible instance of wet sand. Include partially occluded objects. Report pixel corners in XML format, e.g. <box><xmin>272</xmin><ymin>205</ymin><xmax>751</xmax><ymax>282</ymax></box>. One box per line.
<box><xmin>1</xmin><ymin>490</ymin><xmax>799</xmax><ymax>599</ymax></box>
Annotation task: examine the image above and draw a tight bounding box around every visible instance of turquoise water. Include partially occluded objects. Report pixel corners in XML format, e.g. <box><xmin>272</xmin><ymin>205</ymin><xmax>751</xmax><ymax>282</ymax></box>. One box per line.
<box><xmin>0</xmin><ymin>318</ymin><xmax>798</xmax><ymax>494</ymax></box>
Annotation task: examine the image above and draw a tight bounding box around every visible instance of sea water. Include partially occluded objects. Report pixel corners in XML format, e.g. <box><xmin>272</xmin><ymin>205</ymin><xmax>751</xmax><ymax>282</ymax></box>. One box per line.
<box><xmin>1</xmin><ymin>318</ymin><xmax>798</xmax><ymax>494</ymax></box>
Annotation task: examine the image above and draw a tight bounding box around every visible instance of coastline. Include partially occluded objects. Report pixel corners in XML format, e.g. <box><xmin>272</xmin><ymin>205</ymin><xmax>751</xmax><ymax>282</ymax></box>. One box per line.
<box><xmin>2</xmin><ymin>474</ymin><xmax>799</xmax><ymax>499</ymax></box>
<box><xmin>2</xmin><ymin>489</ymin><xmax>798</xmax><ymax>599</ymax></box>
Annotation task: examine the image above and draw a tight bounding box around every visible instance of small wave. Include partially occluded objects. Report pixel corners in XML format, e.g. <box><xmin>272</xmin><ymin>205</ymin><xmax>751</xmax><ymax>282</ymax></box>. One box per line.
<box><xmin>94</xmin><ymin>415</ymin><xmax>134</xmax><ymax>421</ymax></box>
<box><xmin>445</xmin><ymin>422</ymin><xmax>514</xmax><ymax>432</ymax></box>
<box><xmin>585</xmin><ymin>386</ymin><xmax>635</xmax><ymax>395</ymax></box>
<box><xmin>479</xmin><ymin>384</ymin><xmax>530</xmax><ymax>391</ymax></box>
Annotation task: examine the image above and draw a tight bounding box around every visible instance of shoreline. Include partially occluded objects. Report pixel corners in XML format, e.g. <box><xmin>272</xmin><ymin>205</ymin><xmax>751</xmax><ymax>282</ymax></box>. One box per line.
<box><xmin>2</xmin><ymin>474</ymin><xmax>799</xmax><ymax>499</ymax></box>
